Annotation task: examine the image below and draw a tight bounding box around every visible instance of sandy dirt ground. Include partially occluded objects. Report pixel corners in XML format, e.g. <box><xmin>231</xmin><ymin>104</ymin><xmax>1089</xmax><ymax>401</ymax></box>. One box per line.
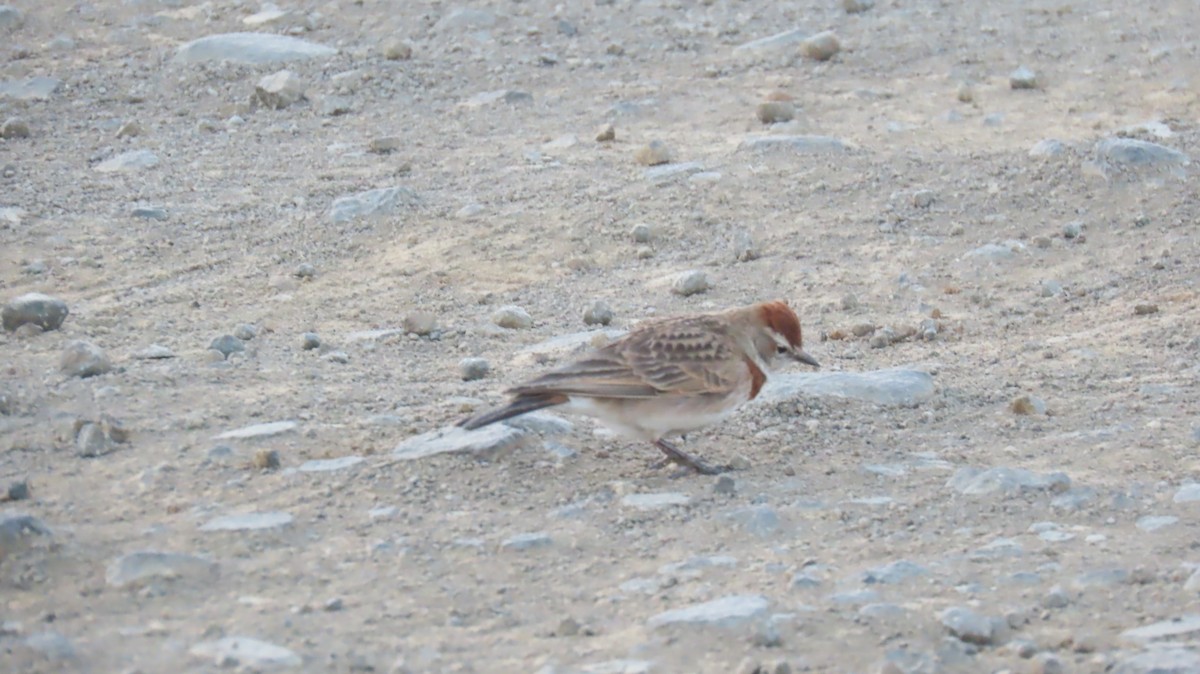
<box><xmin>2</xmin><ymin>0</ymin><xmax>1200</xmax><ymax>672</ymax></box>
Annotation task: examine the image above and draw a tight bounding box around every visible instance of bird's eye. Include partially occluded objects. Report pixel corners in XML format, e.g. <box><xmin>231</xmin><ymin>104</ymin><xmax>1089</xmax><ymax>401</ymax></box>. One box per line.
<box><xmin>776</xmin><ymin>345</ymin><xmax>789</xmax><ymax>354</ymax></box>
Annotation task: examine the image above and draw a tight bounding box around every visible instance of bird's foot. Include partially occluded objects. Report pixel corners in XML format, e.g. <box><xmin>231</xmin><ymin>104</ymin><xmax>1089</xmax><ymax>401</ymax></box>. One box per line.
<box><xmin>651</xmin><ymin>440</ymin><xmax>728</xmax><ymax>476</ymax></box>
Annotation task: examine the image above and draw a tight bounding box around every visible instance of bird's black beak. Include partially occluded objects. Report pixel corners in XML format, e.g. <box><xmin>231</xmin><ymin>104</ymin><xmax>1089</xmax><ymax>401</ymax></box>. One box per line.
<box><xmin>793</xmin><ymin>350</ymin><xmax>820</xmax><ymax>368</ymax></box>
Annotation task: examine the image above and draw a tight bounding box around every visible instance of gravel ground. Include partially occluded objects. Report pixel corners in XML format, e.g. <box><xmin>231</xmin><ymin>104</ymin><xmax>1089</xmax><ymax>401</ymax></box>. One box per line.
<box><xmin>2</xmin><ymin>0</ymin><xmax>1199</xmax><ymax>672</ymax></box>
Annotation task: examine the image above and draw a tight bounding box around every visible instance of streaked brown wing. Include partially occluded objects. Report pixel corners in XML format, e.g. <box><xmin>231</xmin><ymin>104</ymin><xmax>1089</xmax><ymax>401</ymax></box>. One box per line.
<box><xmin>507</xmin><ymin>316</ymin><xmax>746</xmax><ymax>399</ymax></box>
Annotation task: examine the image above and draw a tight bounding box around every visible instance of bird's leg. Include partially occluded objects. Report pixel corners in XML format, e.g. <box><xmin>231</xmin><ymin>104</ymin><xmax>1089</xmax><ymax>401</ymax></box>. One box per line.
<box><xmin>652</xmin><ymin>439</ymin><xmax>726</xmax><ymax>476</ymax></box>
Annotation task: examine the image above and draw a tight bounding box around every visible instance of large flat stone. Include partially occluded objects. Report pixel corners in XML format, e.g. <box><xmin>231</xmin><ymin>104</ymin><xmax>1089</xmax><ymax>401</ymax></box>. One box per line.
<box><xmin>757</xmin><ymin>368</ymin><xmax>935</xmax><ymax>406</ymax></box>
<box><xmin>392</xmin><ymin>424</ymin><xmax>525</xmax><ymax>461</ymax></box>
<box><xmin>175</xmin><ymin>32</ymin><xmax>336</xmax><ymax>65</ymax></box>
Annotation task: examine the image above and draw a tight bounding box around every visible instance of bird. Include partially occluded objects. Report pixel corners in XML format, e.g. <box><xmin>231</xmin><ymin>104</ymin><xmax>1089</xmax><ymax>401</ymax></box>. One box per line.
<box><xmin>458</xmin><ymin>299</ymin><xmax>819</xmax><ymax>475</ymax></box>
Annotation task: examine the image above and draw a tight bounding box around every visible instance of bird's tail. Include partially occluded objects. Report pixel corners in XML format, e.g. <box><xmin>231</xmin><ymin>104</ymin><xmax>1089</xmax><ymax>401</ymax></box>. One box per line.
<box><xmin>457</xmin><ymin>393</ymin><xmax>567</xmax><ymax>430</ymax></box>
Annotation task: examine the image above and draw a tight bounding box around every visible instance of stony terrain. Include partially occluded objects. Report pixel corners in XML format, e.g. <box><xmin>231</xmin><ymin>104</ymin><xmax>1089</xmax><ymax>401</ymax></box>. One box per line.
<box><xmin>2</xmin><ymin>0</ymin><xmax>1200</xmax><ymax>672</ymax></box>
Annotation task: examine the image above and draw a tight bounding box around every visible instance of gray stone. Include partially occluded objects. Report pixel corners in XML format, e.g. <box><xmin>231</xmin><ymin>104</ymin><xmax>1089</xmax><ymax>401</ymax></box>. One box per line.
<box><xmin>459</xmin><ymin>357</ymin><xmax>490</xmax><ymax>381</ymax></box>
<box><xmin>671</xmin><ymin>270</ymin><xmax>711</xmax><ymax>296</ymax></box>
<box><xmin>175</xmin><ymin>32</ymin><xmax>336</xmax><ymax>65</ymax></box>
<box><xmin>434</xmin><ymin>8</ymin><xmax>497</xmax><ymax>31</ymax></box>
<box><xmin>297</xmin><ymin>456</ymin><xmax>363</xmax><ymax>472</ymax></box>
<box><xmin>862</xmin><ymin>560</ymin><xmax>929</xmax><ymax>585</ymax></box>
<box><xmin>859</xmin><ymin>603</ymin><xmax>907</xmax><ymax>620</ymax></box>
<box><xmin>1092</xmin><ymin>137</ymin><xmax>1190</xmax><ymax>178</ymax></box>
<box><xmin>940</xmin><ymin>607</ymin><xmax>996</xmax><ymax>645</ymax></box>
<box><xmin>210</xmin><ymin>335</ymin><xmax>244</xmax><ymax>358</ymax></box>
<box><xmin>3</xmin><ymin>293</ymin><xmax>68</xmax><ymax>331</ymax></box>
<box><xmin>912</xmin><ymin>190</ymin><xmax>936</xmax><ymax>208</ymax></box>
<box><xmin>630</xmin><ymin>223</ymin><xmax>652</xmax><ymax>243</ymax></box>
<box><xmin>0</xmin><ymin>117</ymin><xmax>30</xmax><ymax>139</ymax></box>
<box><xmin>255</xmin><ymin>70</ymin><xmax>305</xmax><ymax>109</ymax></box>
<box><xmin>634</xmin><ymin>140</ymin><xmax>673</xmax><ymax>167</ymax></box>
<box><xmin>757</xmin><ymin>369</ymin><xmax>935</xmax><ymax>407</ymax></box>
<box><xmin>621</xmin><ymin>493</ymin><xmax>691</xmax><ymax>510</ymax></box>
<box><xmin>643</xmin><ymin>162</ymin><xmax>704</xmax><ymax>183</ymax></box>
<box><xmin>732</xmin><ymin>28</ymin><xmax>808</xmax><ymax>57</ymax></box>
<box><xmin>1173</xmin><ymin>484</ymin><xmax>1200</xmax><ymax>503</ymax></box>
<box><xmin>0</xmin><ymin>5</ymin><xmax>23</xmax><ymax>31</ymax></box>
<box><xmin>94</xmin><ymin>150</ymin><xmax>159</xmax><ymax>173</ymax></box>
<box><xmin>515</xmin><ymin>328</ymin><xmax>626</xmax><ymax>364</ymax></box>
<box><xmin>800</xmin><ymin>31</ymin><xmax>840</xmax><ymax>61</ymax></box>
<box><xmin>1051</xmin><ymin>487</ymin><xmax>1096</xmax><ymax>510</ymax></box>
<box><xmin>0</xmin><ymin>77</ymin><xmax>61</xmax><ymax>101</ymax></box>
<box><xmin>965</xmin><ymin>241</ymin><xmax>1023</xmax><ymax>261</ymax></box>
<box><xmin>828</xmin><ymin>589</ymin><xmax>880</xmax><ymax>606</ymax></box>
<box><xmin>790</xmin><ymin>571</ymin><xmax>821</xmax><ymax>589</ymax></box>
<box><xmin>1041</xmin><ymin>585</ymin><xmax>1071</xmax><ymax>609</ymax></box>
<box><xmin>1122</xmin><ymin>615</ymin><xmax>1200</xmax><ymax>643</ymax></box>
<box><xmin>106</xmin><ymin>551</ymin><xmax>219</xmax><ymax>588</ymax></box>
<box><xmin>75</xmin><ymin>422</ymin><xmax>112</xmax><ymax>457</ymax></box>
<box><xmin>757</xmin><ymin>101</ymin><xmax>795</xmax><ymax>124</ymax></box>
<box><xmin>189</xmin><ymin>636</ymin><xmax>302</xmax><ymax>668</ymax></box>
<box><xmin>242</xmin><ymin>5</ymin><xmax>291</xmax><ymax>26</ymax></box>
<box><xmin>6</xmin><ymin>480</ymin><xmax>29</xmax><ymax>501</ymax></box>
<box><xmin>738</xmin><ymin>135</ymin><xmax>851</xmax><ymax>154</ymax></box>
<box><xmin>0</xmin><ymin>513</ymin><xmax>51</xmax><ymax>553</ymax></box>
<box><xmin>23</xmin><ymin>631</ymin><xmax>76</xmax><ymax>661</ymax></box>
<box><xmin>844</xmin><ymin>0</ymin><xmax>874</xmax><ymax>12</ymax></box>
<box><xmin>233</xmin><ymin>324</ymin><xmax>258</xmax><ymax>341</ymax></box>
<box><xmin>969</xmin><ymin>538</ymin><xmax>1024</xmax><ymax>561</ymax></box>
<box><xmin>132</xmin><ymin>206</ymin><xmax>168</xmax><ymax>220</ymax></box>
<box><xmin>329</xmin><ymin>186</ymin><xmax>419</xmax><ymax>223</ymax></box>
<box><xmin>1009</xmin><ymin>66</ymin><xmax>1039</xmax><ymax>89</ymax></box>
<box><xmin>1113</xmin><ymin>647</ymin><xmax>1200</xmax><ymax>674</ymax></box>
<box><xmin>1137</xmin><ymin>515</ymin><xmax>1179</xmax><ymax>532</ymax></box>
<box><xmin>947</xmin><ymin>466</ymin><xmax>1070</xmax><ymax>496</ymax></box>
<box><xmin>200</xmin><ymin>511</ymin><xmax>293</xmax><ymax>532</ymax></box>
<box><xmin>1030</xmin><ymin>139</ymin><xmax>1066</xmax><ymax>158</ymax></box>
<box><xmin>501</xmin><ymin>532</ymin><xmax>551</xmax><ymax>551</ymax></box>
<box><xmin>1072</xmin><ymin>568</ymin><xmax>1130</xmax><ymax>589</ymax></box>
<box><xmin>294</xmin><ymin>263</ymin><xmax>317</xmax><ymax>279</ymax></box>
<box><xmin>726</xmin><ymin>505</ymin><xmax>781</xmax><ymax>538</ymax></box>
<box><xmin>60</xmin><ymin>341</ymin><xmax>112</xmax><ymax>378</ymax></box>
<box><xmin>300</xmin><ymin>332</ymin><xmax>321</xmax><ymax>350</ymax></box>
<box><xmin>583</xmin><ymin>301</ymin><xmax>614</xmax><ymax>326</ymax></box>
<box><xmin>492</xmin><ymin>305</ymin><xmax>533</xmax><ymax>330</ymax></box>
<box><xmin>648</xmin><ymin>595</ymin><xmax>769</xmax><ymax>629</ymax></box>
<box><xmin>460</xmin><ymin>89</ymin><xmax>533</xmax><ymax>108</ymax></box>
<box><xmin>392</xmin><ymin>424</ymin><xmax>525</xmax><ymax>461</ymax></box>
<box><xmin>214</xmin><ymin>421</ymin><xmax>297</xmax><ymax>440</ymax></box>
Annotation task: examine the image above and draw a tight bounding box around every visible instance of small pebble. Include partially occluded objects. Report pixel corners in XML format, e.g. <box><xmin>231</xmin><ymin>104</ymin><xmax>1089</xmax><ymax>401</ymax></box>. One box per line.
<box><xmin>5</xmin><ymin>480</ymin><xmax>30</xmax><ymax>502</ymax></box>
<box><xmin>1</xmin><ymin>118</ymin><xmax>31</xmax><ymax>139</ymax></box>
<box><xmin>912</xmin><ymin>190</ymin><xmax>935</xmax><ymax>208</ymax></box>
<box><xmin>300</xmin><ymin>332</ymin><xmax>321</xmax><ymax>350</ymax></box>
<box><xmin>1062</xmin><ymin>221</ymin><xmax>1083</xmax><ymax>239</ymax></box>
<box><xmin>233</xmin><ymin>324</ymin><xmax>258</xmax><ymax>341</ymax></box>
<box><xmin>1031</xmin><ymin>654</ymin><xmax>1063</xmax><ymax>674</ymax></box>
<box><xmin>1010</xmin><ymin>66</ymin><xmax>1039</xmax><ymax>90</ymax></box>
<box><xmin>630</xmin><ymin>223</ymin><xmax>653</xmax><ymax>243</ymax></box>
<box><xmin>671</xmin><ymin>270</ymin><xmax>710</xmax><ymax>297</ymax></box>
<box><xmin>583</xmin><ymin>301</ymin><xmax>613</xmax><ymax>326</ymax></box>
<box><xmin>60</xmin><ymin>341</ymin><xmax>113</xmax><ymax>378</ymax></box>
<box><xmin>1010</xmin><ymin>395</ymin><xmax>1047</xmax><ymax>415</ymax></box>
<box><xmin>381</xmin><ymin>38</ymin><xmax>413</xmax><ymax>60</ymax></box>
<box><xmin>800</xmin><ymin>31</ymin><xmax>840</xmax><ymax>61</ymax></box>
<box><xmin>210</xmin><ymin>335</ymin><xmax>244</xmax><ymax>358</ymax></box>
<box><xmin>956</xmin><ymin>82</ymin><xmax>974</xmax><ymax>103</ymax></box>
<box><xmin>1134</xmin><ymin>304</ymin><xmax>1159</xmax><ymax>316</ymax></box>
<box><xmin>595</xmin><ymin>124</ymin><xmax>615</xmax><ymax>142</ymax></box>
<box><xmin>713</xmin><ymin>475</ymin><xmax>736</xmax><ymax>495</ymax></box>
<box><xmin>459</xmin><ymin>357</ymin><xmax>490</xmax><ymax>381</ymax></box>
<box><xmin>844</xmin><ymin>0</ymin><xmax>874</xmax><ymax>12</ymax></box>
<box><xmin>293</xmin><ymin>263</ymin><xmax>317</xmax><ymax>279</ymax></box>
<box><xmin>492</xmin><ymin>306</ymin><xmax>533</xmax><ymax>330</ymax></box>
<box><xmin>116</xmin><ymin>121</ymin><xmax>141</xmax><ymax>138</ymax></box>
<box><xmin>634</xmin><ymin>141</ymin><xmax>672</xmax><ymax>166</ymax></box>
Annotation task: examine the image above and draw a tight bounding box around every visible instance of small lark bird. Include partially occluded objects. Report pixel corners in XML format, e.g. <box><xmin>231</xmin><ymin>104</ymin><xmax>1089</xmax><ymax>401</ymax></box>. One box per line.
<box><xmin>459</xmin><ymin>300</ymin><xmax>819</xmax><ymax>474</ymax></box>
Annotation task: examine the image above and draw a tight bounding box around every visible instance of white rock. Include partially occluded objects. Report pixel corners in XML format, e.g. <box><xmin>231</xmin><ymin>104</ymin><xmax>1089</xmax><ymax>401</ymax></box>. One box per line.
<box><xmin>757</xmin><ymin>369</ymin><xmax>935</xmax><ymax>406</ymax></box>
<box><xmin>200</xmin><ymin>512</ymin><xmax>294</xmax><ymax>532</ymax></box>
<box><xmin>492</xmin><ymin>305</ymin><xmax>533</xmax><ymax>329</ymax></box>
<box><xmin>255</xmin><ymin>70</ymin><xmax>304</xmax><ymax>109</ymax></box>
<box><xmin>329</xmin><ymin>186</ymin><xmax>420</xmax><ymax>223</ymax></box>
<box><xmin>106</xmin><ymin>551</ymin><xmax>218</xmax><ymax>588</ymax></box>
<box><xmin>732</xmin><ymin>28</ymin><xmax>808</xmax><ymax>57</ymax></box>
<box><xmin>297</xmin><ymin>456</ymin><xmax>363</xmax><ymax>473</ymax></box>
<box><xmin>648</xmin><ymin>595</ymin><xmax>770</xmax><ymax>629</ymax></box>
<box><xmin>1121</xmin><ymin>615</ymin><xmax>1200</xmax><ymax>643</ymax></box>
<box><xmin>621</xmin><ymin>493</ymin><xmax>691</xmax><ymax>510</ymax></box>
<box><xmin>392</xmin><ymin>425</ymin><xmax>525</xmax><ymax>461</ymax></box>
<box><xmin>94</xmin><ymin>150</ymin><xmax>159</xmax><ymax>172</ymax></box>
<box><xmin>189</xmin><ymin>636</ymin><xmax>301</xmax><ymax>668</ymax></box>
<box><xmin>214</xmin><ymin>421</ymin><xmax>298</xmax><ymax>440</ymax></box>
<box><xmin>174</xmin><ymin>32</ymin><xmax>336</xmax><ymax>65</ymax></box>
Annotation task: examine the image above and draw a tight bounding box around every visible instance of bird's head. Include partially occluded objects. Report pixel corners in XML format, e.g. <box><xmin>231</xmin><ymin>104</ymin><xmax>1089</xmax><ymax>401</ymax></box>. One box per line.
<box><xmin>754</xmin><ymin>300</ymin><xmax>819</xmax><ymax>369</ymax></box>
